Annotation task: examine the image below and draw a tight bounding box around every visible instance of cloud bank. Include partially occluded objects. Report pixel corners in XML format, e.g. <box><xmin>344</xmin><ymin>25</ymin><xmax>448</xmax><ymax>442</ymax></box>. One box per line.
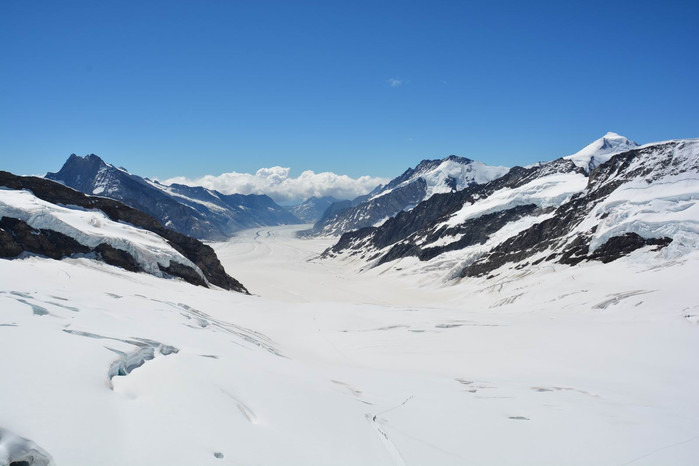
<box><xmin>164</xmin><ymin>167</ymin><xmax>388</xmax><ymax>205</ymax></box>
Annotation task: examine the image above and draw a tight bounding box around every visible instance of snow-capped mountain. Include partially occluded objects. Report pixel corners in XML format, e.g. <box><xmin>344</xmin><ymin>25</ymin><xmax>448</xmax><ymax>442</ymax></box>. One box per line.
<box><xmin>45</xmin><ymin>154</ymin><xmax>301</xmax><ymax>240</ymax></box>
<box><xmin>1</xmin><ymin>135</ymin><xmax>698</xmax><ymax>466</ymax></box>
<box><xmin>306</xmin><ymin>155</ymin><xmax>509</xmax><ymax>236</ymax></box>
<box><xmin>564</xmin><ymin>131</ymin><xmax>639</xmax><ymax>173</ymax></box>
<box><xmin>286</xmin><ymin>196</ymin><xmax>342</xmax><ymax>223</ymax></box>
<box><xmin>324</xmin><ymin>137</ymin><xmax>699</xmax><ymax>282</ymax></box>
<box><xmin>0</xmin><ymin>171</ymin><xmax>247</xmax><ymax>292</ymax></box>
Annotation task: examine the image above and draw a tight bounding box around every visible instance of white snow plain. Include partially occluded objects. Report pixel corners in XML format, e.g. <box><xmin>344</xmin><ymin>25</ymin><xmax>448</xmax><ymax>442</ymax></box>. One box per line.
<box><xmin>1</xmin><ymin>223</ymin><xmax>698</xmax><ymax>465</ymax></box>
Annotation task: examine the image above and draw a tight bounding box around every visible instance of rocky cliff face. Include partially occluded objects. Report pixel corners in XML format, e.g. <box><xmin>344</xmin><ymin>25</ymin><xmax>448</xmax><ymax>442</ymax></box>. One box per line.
<box><xmin>45</xmin><ymin>154</ymin><xmax>300</xmax><ymax>240</ymax></box>
<box><xmin>324</xmin><ymin>139</ymin><xmax>698</xmax><ymax>281</ymax></box>
<box><xmin>0</xmin><ymin>171</ymin><xmax>248</xmax><ymax>292</ymax></box>
<box><xmin>305</xmin><ymin>155</ymin><xmax>508</xmax><ymax>237</ymax></box>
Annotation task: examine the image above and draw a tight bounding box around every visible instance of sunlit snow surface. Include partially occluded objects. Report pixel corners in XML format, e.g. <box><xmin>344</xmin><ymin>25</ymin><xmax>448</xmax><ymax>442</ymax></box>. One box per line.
<box><xmin>0</xmin><ymin>188</ymin><xmax>203</xmax><ymax>278</ymax></box>
<box><xmin>2</xmin><ymin>224</ymin><xmax>697</xmax><ymax>465</ymax></box>
<box><xmin>564</xmin><ymin>131</ymin><xmax>639</xmax><ymax>171</ymax></box>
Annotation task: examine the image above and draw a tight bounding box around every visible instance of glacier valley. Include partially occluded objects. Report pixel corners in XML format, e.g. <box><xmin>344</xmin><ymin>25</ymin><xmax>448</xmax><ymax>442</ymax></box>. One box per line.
<box><xmin>1</xmin><ymin>222</ymin><xmax>697</xmax><ymax>465</ymax></box>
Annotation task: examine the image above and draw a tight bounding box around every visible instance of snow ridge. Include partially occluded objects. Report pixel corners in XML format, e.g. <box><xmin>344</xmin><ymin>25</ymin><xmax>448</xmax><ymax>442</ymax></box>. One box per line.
<box><xmin>564</xmin><ymin>132</ymin><xmax>639</xmax><ymax>173</ymax></box>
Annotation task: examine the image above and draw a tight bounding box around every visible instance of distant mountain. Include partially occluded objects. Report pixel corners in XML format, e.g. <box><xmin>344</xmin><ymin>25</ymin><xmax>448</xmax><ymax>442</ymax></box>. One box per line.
<box><xmin>324</xmin><ymin>136</ymin><xmax>698</xmax><ymax>281</ymax></box>
<box><xmin>305</xmin><ymin>155</ymin><xmax>509</xmax><ymax>237</ymax></box>
<box><xmin>0</xmin><ymin>171</ymin><xmax>248</xmax><ymax>292</ymax></box>
<box><xmin>45</xmin><ymin>154</ymin><xmax>301</xmax><ymax>240</ymax></box>
<box><xmin>287</xmin><ymin>196</ymin><xmax>343</xmax><ymax>223</ymax></box>
<box><xmin>564</xmin><ymin>131</ymin><xmax>639</xmax><ymax>173</ymax></box>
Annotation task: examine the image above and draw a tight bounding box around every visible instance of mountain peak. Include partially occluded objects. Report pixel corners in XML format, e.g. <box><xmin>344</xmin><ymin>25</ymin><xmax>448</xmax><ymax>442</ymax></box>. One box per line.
<box><xmin>603</xmin><ymin>131</ymin><xmax>626</xmax><ymax>139</ymax></box>
<box><xmin>565</xmin><ymin>132</ymin><xmax>639</xmax><ymax>173</ymax></box>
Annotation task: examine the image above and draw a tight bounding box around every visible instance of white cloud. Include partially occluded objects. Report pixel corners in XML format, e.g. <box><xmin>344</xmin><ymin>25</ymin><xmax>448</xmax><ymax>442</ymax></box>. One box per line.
<box><xmin>164</xmin><ymin>167</ymin><xmax>388</xmax><ymax>205</ymax></box>
<box><xmin>387</xmin><ymin>78</ymin><xmax>402</xmax><ymax>87</ymax></box>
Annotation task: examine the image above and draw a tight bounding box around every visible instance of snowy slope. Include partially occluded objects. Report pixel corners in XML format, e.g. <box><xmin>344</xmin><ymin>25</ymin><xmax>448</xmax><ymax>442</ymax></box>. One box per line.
<box><xmin>0</xmin><ymin>171</ymin><xmax>247</xmax><ymax>292</ymax></box>
<box><xmin>324</xmin><ymin>137</ymin><xmax>699</xmax><ymax>284</ymax></box>
<box><xmin>371</xmin><ymin>155</ymin><xmax>509</xmax><ymax>202</ymax></box>
<box><xmin>308</xmin><ymin>156</ymin><xmax>508</xmax><ymax>237</ymax></box>
<box><xmin>564</xmin><ymin>131</ymin><xmax>638</xmax><ymax>173</ymax></box>
<box><xmin>0</xmin><ymin>189</ymin><xmax>202</xmax><ymax>279</ymax></box>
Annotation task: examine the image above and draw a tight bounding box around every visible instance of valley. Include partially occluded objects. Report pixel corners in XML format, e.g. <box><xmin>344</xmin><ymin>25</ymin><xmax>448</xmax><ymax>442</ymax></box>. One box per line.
<box><xmin>1</xmin><ymin>136</ymin><xmax>697</xmax><ymax>465</ymax></box>
<box><xmin>3</xmin><ymin>222</ymin><xmax>697</xmax><ymax>465</ymax></box>
<box><xmin>213</xmin><ymin>225</ymin><xmax>461</xmax><ymax>306</ymax></box>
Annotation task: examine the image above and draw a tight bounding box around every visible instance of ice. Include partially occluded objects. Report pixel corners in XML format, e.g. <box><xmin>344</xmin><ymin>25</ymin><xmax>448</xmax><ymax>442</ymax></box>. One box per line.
<box><xmin>440</xmin><ymin>172</ymin><xmax>587</xmax><ymax>228</ymax></box>
<box><xmin>0</xmin><ymin>189</ymin><xmax>206</xmax><ymax>281</ymax></box>
<box><xmin>0</xmin><ymin>427</ymin><xmax>55</xmax><ymax>466</ymax></box>
<box><xmin>0</xmin><ymin>231</ymin><xmax>697</xmax><ymax>464</ymax></box>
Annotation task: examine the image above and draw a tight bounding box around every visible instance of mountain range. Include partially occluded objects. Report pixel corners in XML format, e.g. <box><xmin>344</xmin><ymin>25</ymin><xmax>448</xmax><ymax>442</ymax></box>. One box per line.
<box><xmin>305</xmin><ymin>155</ymin><xmax>509</xmax><ymax>236</ymax></box>
<box><xmin>46</xmin><ymin>154</ymin><xmax>301</xmax><ymax>241</ymax></box>
<box><xmin>286</xmin><ymin>196</ymin><xmax>342</xmax><ymax>223</ymax></box>
<box><xmin>1</xmin><ymin>133</ymin><xmax>697</xmax><ymax>466</ymax></box>
<box><xmin>323</xmin><ymin>134</ymin><xmax>698</xmax><ymax>283</ymax></box>
<box><xmin>2</xmin><ymin>133</ymin><xmax>696</xmax><ymax>290</ymax></box>
<box><xmin>0</xmin><ymin>171</ymin><xmax>247</xmax><ymax>292</ymax></box>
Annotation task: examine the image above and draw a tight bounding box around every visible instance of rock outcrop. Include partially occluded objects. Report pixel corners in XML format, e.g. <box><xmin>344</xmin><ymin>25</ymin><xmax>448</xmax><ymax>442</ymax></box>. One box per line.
<box><xmin>0</xmin><ymin>171</ymin><xmax>247</xmax><ymax>292</ymax></box>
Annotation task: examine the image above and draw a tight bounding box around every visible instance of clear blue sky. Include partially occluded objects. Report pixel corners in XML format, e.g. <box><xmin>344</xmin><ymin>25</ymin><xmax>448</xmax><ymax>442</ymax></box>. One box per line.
<box><xmin>1</xmin><ymin>0</ymin><xmax>697</xmax><ymax>179</ymax></box>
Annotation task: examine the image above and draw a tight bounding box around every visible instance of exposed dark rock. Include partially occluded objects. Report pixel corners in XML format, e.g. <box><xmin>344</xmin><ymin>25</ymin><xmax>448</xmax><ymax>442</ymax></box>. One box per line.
<box><xmin>588</xmin><ymin>233</ymin><xmax>672</xmax><ymax>263</ymax></box>
<box><xmin>0</xmin><ymin>226</ymin><xmax>23</xmax><ymax>257</ymax></box>
<box><xmin>461</xmin><ymin>141</ymin><xmax>691</xmax><ymax>277</ymax></box>
<box><xmin>159</xmin><ymin>260</ymin><xmax>207</xmax><ymax>287</ymax></box>
<box><xmin>308</xmin><ymin>178</ymin><xmax>427</xmax><ymax>237</ymax></box>
<box><xmin>0</xmin><ymin>171</ymin><xmax>248</xmax><ymax>292</ymax></box>
<box><xmin>326</xmin><ymin>140</ymin><xmax>694</xmax><ymax>279</ymax></box>
<box><xmin>378</xmin><ymin>204</ymin><xmax>541</xmax><ymax>265</ymax></box>
<box><xmin>0</xmin><ymin>217</ymin><xmax>90</xmax><ymax>259</ymax></box>
<box><xmin>306</xmin><ymin>155</ymin><xmax>508</xmax><ymax>237</ymax></box>
<box><xmin>95</xmin><ymin>243</ymin><xmax>141</xmax><ymax>272</ymax></box>
<box><xmin>326</xmin><ymin>158</ymin><xmax>584</xmax><ymax>264</ymax></box>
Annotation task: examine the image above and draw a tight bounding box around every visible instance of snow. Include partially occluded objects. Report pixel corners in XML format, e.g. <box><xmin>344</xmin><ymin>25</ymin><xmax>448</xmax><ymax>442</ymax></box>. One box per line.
<box><xmin>145</xmin><ymin>179</ymin><xmax>229</xmax><ymax>213</ymax></box>
<box><xmin>2</xmin><ymin>137</ymin><xmax>699</xmax><ymax>464</ymax></box>
<box><xmin>421</xmin><ymin>159</ymin><xmax>509</xmax><ymax>199</ymax></box>
<box><xmin>0</xmin><ymin>188</ymin><xmax>204</xmax><ymax>280</ymax></box>
<box><xmin>564</xmin><ymin>132</ymin><xmax>639</xmax><ymax>171</ymax></box>
<box><xmin>0</xmin><ymin>224</ymin><xmax>698</xmax><ymax>465</ymax></box>
<box><xmin>370</xmin><ymin>158</ymin><xmax>508</xmax><ymax>202</ymax></box>
<box><xmin>0</xmin><ymin>427</ymin><xmax>55</xmax><ymax>466</ymax></box>
<box><xmin>440</xmin><ymin>171</ymin><xmax>588</xmax><ymax>228</ymax></box>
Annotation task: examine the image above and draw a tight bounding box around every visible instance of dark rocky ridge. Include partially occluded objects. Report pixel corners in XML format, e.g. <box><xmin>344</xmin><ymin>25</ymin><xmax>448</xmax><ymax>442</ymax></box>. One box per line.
<box><xmin>0</xmin><ymin>216</ymin><xmax>91</xmax><ymax>259</ymax></box>
<box><xmin>325</xmin><ymin>158</ymin><xmax>584</xmax><ymax>260</ymax></box>
<box><xmin>305</xmin><ymin>155</ymin><xmax>507</xmax><ymax>237</ymax></box>
<box><xmin>460</xmin><ymin>142</ymin><xmax>686</xmax><ymax>277</ymax></box>
<box><xmin>325</xmin><ymin>141</ymin><xmax>691</xmax><ymax>278</ymax></box>
<box><xmin>0</xmin><ymin>171</ymin><xmax>248</xmax><ymax>292</ymax></box>
<box><xmin>309</xmin><ymin>179</ymin><xmax>427</xmax><ymax>237</ymax></box>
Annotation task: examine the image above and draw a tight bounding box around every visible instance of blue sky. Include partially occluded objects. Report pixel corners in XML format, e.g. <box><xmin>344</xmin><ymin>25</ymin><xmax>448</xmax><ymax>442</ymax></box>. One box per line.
<box><xmin>1</xmin><ymin>0</ymin><xmax>697</xmax><ymax>180</ymax></box>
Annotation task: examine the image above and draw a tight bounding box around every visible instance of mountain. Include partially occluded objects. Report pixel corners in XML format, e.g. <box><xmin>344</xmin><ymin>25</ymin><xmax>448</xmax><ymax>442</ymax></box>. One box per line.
<box><xmin>45</xmin><ymin>154</ymin><xmax>301</xmax><ymax>241</ymax></box>
<box><xmin>0</xmin><ymin>171</ymin><xmax>247</xmax><ymax>292</ymax></box>
<box><xmin>324</xmin><ymin>136</ymin><xmax>698</xmax><ymax>282</ymax></box>
<box><xmin>305</xmin><ymin>155</ymin><xmax>509</xmax><ymax>237</ymax></box>
<box><xmin>286</xmin><ymin>196</ymin><xmax>342</xmax><ymax>223</ymax></box>
<box><xmin>564</xmin><ymin>131</ymin><xmax>639</xmax><ymax>173</ymax></box>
